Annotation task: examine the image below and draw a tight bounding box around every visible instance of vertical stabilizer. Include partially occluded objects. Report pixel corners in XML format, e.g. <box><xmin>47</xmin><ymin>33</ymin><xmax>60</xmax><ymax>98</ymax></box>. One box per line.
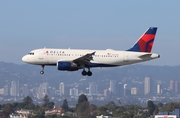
<box><xmin>127</xmin><ymin>27</ymin><xmax>157</xmax><ymax>52</ymax></box>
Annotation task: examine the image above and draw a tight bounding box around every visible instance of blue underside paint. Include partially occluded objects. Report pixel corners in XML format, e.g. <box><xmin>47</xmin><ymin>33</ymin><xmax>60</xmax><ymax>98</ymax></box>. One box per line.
<box><xmin>88</xmin><ymin>63</ymin><xmax>118</xmax><ymax>67</ymax></box>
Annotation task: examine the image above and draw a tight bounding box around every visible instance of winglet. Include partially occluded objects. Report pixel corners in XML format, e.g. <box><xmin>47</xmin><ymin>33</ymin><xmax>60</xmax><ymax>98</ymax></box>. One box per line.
<box><xmin>127</xmin><ymin>27</ymin><xmax>157</xmax><ymax>53</ymax></box>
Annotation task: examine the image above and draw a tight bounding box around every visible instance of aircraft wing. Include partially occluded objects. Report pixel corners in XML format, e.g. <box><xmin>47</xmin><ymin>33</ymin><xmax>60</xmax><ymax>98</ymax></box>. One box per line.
<box><xmin>73</xmin><ymin>51</ymin><xmax>96</xmax><ymax>66</ymax></box>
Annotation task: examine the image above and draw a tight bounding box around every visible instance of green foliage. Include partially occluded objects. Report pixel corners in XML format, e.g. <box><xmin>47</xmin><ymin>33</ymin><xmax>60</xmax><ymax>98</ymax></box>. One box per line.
<box><xmin>5</xmin><ymin>96</ymin><xmax>180</xmax><ymax>118</ymax></box>
<box><xmin>106</xmin><ymin>101</ymin><xmax>116</xmax><ymax>111</ymax></box>
<box><xmin>22</xmin><ymin>96</ymin><xmax>35</xmax><ymax>109</ymax></box>
<box><xmin>30</xmin><ymin>107</ymin><xmax>45</xmax><ymax>118</ymax></box>
<box><xmin>42</xmin><ymin>94</ymin><xmax>54</xmax><ymax>110</ymax></box>
<box><xmin>62</xmin><ymin>99</ymin><xmax>68</xmax><ymax>112</ymax></box>
<box><xmin>78</xmin><ymin>94</ymin><xmax>88</xmax><ymax>104</ymax></box>
<box><xmin>0</xmin><ymin>103</ymin><xmax>14</xmax><ymax>118</ymax></box>
<box><xmin>76</xmin><ymin>101</ymin><xmax>90</xmax><ymax>117</ymax></box>
<box><xmin>89</xmin><ymin>104</ymin><xmax>97</xmax><ymax>116</ymax></box>
<box><xmin>147</xmin><ymin>100</ymin><xmax>155</xmax><ymax>116</ymax></box>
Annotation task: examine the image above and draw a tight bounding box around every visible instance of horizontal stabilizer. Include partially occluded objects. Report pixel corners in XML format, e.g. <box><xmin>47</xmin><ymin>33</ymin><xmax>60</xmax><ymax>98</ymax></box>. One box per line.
<box><xmin>138</xmin><ymin>54</ymin><xmax>152</xmax><ymax>59</ymax></box>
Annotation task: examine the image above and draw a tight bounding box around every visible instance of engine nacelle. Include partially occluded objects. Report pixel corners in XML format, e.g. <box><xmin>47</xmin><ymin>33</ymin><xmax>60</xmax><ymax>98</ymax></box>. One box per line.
<box><xmin>57</xmin><ymin>61</ymin><xmax>78</xmax><ymax>71</ymax></box>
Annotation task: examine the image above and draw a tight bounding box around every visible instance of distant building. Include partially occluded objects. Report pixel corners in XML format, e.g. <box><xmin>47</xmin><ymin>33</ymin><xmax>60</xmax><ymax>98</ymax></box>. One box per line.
<box><xmin>155</xmin><ymin>108</ymin><xmax>180</xmax><ymax>118</ymax></box>
<box><xmin>89</xmin><ymin>82</ymin><xmax>98</xmax><ymax>95</ymax></box>
<box><xmin>96</xmin><ymin>115</ymin><xmax>112</xmax><ymax>118</ymax></box>
<box><xmin>10</xmin><ymin>109</ymin><xmax>33</xmax><ymax>118</ymax></box>
<box><xmin>175</xmin><ymin>81</ymin><xmax>180</xmax><ymax>93</ymax></box>
<box><xmin>154</xmin><ymin>115</ymin><xmax>176</xmax><ymax>118</ymax></box>
<box><xmin>157</xmin><ymin>83</ymin><xmax>162</xmax><ymax>94</ymax></box>
<box><xmin>116</xmin><ymin>83</ymin><xmax>124</xmax><ymax>97</ymax></box>
<box><xmin>124</xmin><ymin>84</ymin><xmax>130</xmax><ymax>97</ymax></box>
<box><xmin>10</xmin><ymin>81</ymin><xmax>19</xmax><ymax>97</ymax></box>
<box><xmin>110</xmin><ymin>80</ymin><xmax>117</xmax><ymax>95</ymax></box>
<box><xmin>21</xmin><ymin>84</ymin><xmax>29</xmax><ymax>97</ymax></box>
<box><xmin>45</xmin><ymin>106</ymin><xmax>63</xmax><ymax>116</ymax></box>
<box><xmin>104</xmin><ymin>89</ymin><xmax>109</xmax><ymax>97</ymax></box>
<box><xmin>70</xmin><ymin>88</ymin><xmax>78</xmax><ymax>97</ymax></box>
<box><xmin>131</xmin><ymin>87</ymin><xmax>137</xmax><ymax>95</ymax></box>
<box><xmin>37</xmin><ymin>82</ymin><xmax>48</xmax><ymax>99</ymax></box>
<box><xmin>144</xmin><ymin>77</ymin><xmax>151</xmax><ymax>95</ymax></box>
<box><xmin>10</xmin><ymin>113</ymin><xmax>21</xmax><ymax>118</ymax></box>
<box><xmin>59</xmin><ymin>82</ymin><xmax>65</xmax><ymax>95</ymax></box>
<box><xmin>4</xmin><ymin>85</ymin><xmax>9</xmax><ymax>96</ymax></box>
<box><xmin>170</xmin><ymin>80</ymin><xmax>175</xmax><ymax>91</ymax></box>
<box><xmin>0</xmin><ymin>88</ymin><xmax>4</xmax><ymax>95</ymax></box>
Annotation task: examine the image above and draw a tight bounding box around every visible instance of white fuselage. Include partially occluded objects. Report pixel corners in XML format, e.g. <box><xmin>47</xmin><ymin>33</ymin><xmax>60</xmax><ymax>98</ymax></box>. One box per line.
<box><xmin>22</xmin><ymin>48</ymin><xmax>160</xmax><ymax>68</ymax></box>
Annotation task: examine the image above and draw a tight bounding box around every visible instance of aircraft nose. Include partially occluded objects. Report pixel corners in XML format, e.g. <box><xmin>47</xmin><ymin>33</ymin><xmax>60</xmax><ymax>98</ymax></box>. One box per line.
<box><xmin>22</xmin><ymin>55</ymin><xmax>28</xmax><ymax>62</ymax></box>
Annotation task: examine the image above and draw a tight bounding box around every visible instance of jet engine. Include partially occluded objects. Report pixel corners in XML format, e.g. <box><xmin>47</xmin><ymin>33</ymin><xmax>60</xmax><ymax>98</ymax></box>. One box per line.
<box><xmin>57</xmin><ymin>61</ymin><xmax>78</xmax><ymax>71</ymax></box>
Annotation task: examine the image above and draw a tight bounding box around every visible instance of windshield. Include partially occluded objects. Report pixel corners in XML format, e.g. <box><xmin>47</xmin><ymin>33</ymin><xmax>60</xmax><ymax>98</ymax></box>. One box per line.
<box><xmin>28</xmin><ymin>52</ymin><xmax>34</xmax><ymax>55</ymax></box>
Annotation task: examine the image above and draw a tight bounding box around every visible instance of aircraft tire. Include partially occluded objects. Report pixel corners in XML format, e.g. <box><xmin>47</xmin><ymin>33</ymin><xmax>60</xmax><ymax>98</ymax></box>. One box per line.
<box><xmin>87</xmin><ymin>71</ymin><xmax>92</xmax><ymax>76</ymax></box>
<box><xmin>82</xmin><ymin>70</ymin><xmax>87</xmax><ymax>76</ymax></box>
<box><xmin>40</xmin><ymin>71</ymin><xmax>44</xmax><ymax>74</ymax></box>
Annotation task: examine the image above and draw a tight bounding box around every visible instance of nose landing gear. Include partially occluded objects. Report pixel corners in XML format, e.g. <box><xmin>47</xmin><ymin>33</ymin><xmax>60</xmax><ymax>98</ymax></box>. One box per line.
<box><xmin>40</xmin><ymin>65</ymin><xmax>45</xmax><ymax>74</ymax></box>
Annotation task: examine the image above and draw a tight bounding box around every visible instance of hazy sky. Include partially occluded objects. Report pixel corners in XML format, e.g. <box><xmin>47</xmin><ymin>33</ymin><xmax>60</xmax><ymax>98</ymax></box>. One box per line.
<box><xmin>0</xmin><ymin>1</ymin><xmax>179</xmax><ymax>66</ymax></box>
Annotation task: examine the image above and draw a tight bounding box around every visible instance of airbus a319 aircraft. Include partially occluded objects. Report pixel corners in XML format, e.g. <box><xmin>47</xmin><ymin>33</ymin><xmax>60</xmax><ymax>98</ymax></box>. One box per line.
<box><xmin>22</xmin><ymin>27</ymin><xmax>160</xmax><ymax>76</ymax></box>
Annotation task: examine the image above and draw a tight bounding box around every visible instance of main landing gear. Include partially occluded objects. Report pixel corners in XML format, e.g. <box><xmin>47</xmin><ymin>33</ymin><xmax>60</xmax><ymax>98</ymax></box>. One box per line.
<box><xmin>82</xmin><ymin>68</ymin><xmax>92</xmax><ymax>76</ymax></box>
<box><xmin>40</xmin><ymin>65</ymin><xmax>44</xmax><ymax>74</ymax></box>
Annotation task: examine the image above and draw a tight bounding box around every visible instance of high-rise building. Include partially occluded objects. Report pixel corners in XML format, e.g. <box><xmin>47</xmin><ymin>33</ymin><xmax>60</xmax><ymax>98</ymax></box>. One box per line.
<box><xmin>170</xmin><ymin>80</ymin><xmax>175</xmax><ymax>91</ymax></box>
<box><xmin>89</xmin><ymin>82</ymin><xmax>98</xmax><ymax>95</ymax></box>
<box><xmin>110</xmin><ymin>80</ymin><xmax>117</xmax><ymax>95</ymax></box>
<box><xmin>157</xmin><ymin>83</ymin><xmax>162</xmax><ymax>94</ymax></box>
<box><xmin>70</xmin><ymin>88</ymin><xmax>78</xmax><ymax>96</ymax></box>
<box><xmin>4</xmin><ymin>85</ymin><xmax>9</xmax><ymax>96</ymax></box>
<box><xmin>37</xmin><ymin>82</ymin><xmax>48</xmax><ymax>99</ymax></box>
<box><xmin>116</xmin><ymin>83</ymin><xmax>124</xmax><ymax>97</ymax></box>
<box><xmin>10</xmin><ymin>81</ymin><xmax>19</xmax><ymax>97</ymax></box>
<box><xmin>131</xmin><ymin>87</ymin><xmax>138</xmax><ymax>95</ymax></box>
<box><xmin>144</xmin><ymin>77</ymin><xmax>151</xmax><ymax>95</ymax></box>
<box><xmin>59</xmin><ymin>82</ymin><xmax>65</xmax><ymax>95</ymax></box>
<box><xmin>104</xmin><ymin>89</ymin><xmax>109</xmax><ymax>97</ymax></box>
<box><xmin>175</xmin><ymin>81</ymin><xmax>180</xmax><ymax>93</ymax></box>
<box><xmin>0</xmin><ymin>88</ymin><xmax>4</xmax><ymax>95</ymax></box>
<box><xmin>22</xmin><ymin>84</ymin><xmax>29</xmax><ymax>97</ymax></box>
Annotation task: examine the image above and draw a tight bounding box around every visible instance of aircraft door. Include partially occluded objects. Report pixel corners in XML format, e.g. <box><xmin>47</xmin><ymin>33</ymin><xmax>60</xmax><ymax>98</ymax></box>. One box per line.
<box><xmin>123</xmin><ymin>52</ymin><xmax>129</xmax><ymax>62</ymax></box>
<box><xmin>38</xmin><ymin>50</ymin><xmax>44</xmax><ymax>60</ymax></box>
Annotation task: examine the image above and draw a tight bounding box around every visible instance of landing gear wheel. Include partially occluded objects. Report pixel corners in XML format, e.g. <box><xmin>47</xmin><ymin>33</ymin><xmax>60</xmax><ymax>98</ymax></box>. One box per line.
<box><xmin>40</xmin><ymin>71</ymin><xmax>44</xmax><ymax>74</ymax></box>
<box><xmin>40</xmin><ymin>65</ymin><xmax>45</xmax><ymax>74</ymax></box>
<box><xmin>82</xmin><ymin>70</ymin><xmax>87</xmax><ymax>76</ymax></box>
<box><xmin>87</xmin><ymin>71</ymin><xmax>92</xmax><ymax>76</ymax></box>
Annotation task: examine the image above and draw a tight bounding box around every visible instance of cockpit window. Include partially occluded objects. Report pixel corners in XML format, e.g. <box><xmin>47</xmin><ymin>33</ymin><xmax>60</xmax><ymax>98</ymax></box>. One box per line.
<box><xmin>28</xmin><ymin>52</ymin><xmax>34</xmax><ymax>55</ymax></box>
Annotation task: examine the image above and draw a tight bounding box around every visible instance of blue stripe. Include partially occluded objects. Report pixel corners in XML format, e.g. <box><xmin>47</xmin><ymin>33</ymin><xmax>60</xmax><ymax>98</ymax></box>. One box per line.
<box><xmin>88</xmin><ymin>63</ymin><xmax>118</xmax><ymax>68</ymax></box>
<box><xmin>145</xmin><ymin>38</ymin><xmax>154</xmax><ymax>52</ymax></box>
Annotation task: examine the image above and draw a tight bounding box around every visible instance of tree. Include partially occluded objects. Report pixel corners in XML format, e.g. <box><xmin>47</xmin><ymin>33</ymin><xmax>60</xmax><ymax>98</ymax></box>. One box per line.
<box><xmin>62</xmin><ymin>99</ymin><xmax>68</xmax><ymax>112</ymax></box>
<box><xmin>164</xmin><ymin>102</ymin><xmax>175</xmax><ymax>112</ymax></box>
<box><xmin>1</xmin><ymin>103</ymin><xmax>14</xmax><ymax>118</ymax></box>
<box><xmin>31</xmin><ymin>107</ymin><xmax>45</xmax><ymax>118</ymax></box>
<box><xmin>106</xmin><ymin>101</ymin><xmax>116</xmax><ymax>111</ymax></box>
<box><xmin>147</xmin><ymin>100</ymin><xmax>155</xmax><ymax>116</ymax></box>
<box><xmin>89</xmin><ymin>104</ymin><xmax>97</xmax><ymax>116</ymax></box>
<box><xmin>76</xmin><ymin>94</ymin><xmax>90</xmax><ymax>117</ymax></box>
<box><xmin>76</xmin><ymin>101</ymin><xmax>90</xmax><ymax>117</ymax></box>
<box><xmin>41</xmin><ymin>94</ymin><xmax>54</xmax><ymax>110</ymax></box>
<box><xmin>78</xmin><ymin>94</ymin><xmax>88</xmax><ymax>104</ymax></box>
<box><xmin>22</xmin><ymin>96</ymin><xmax>35</xmax><ymax>109</ymax></box>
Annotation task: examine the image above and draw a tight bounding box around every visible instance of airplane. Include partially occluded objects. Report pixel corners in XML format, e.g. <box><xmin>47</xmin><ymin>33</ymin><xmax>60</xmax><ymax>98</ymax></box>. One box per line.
<box><xmin>22</xmin><ymin>27</ymin><xmax>160</xmax><ymax>76</ymax></box>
